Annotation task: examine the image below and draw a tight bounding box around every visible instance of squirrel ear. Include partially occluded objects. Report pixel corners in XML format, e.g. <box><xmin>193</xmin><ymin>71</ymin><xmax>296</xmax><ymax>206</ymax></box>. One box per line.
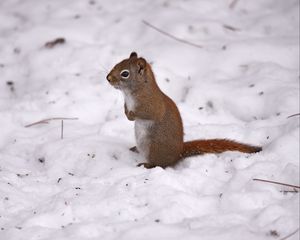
<box><xmin>137</xmin><ymin>58</ymin><xmax>146</xmax><ymax>75</ymax></box>
<box><xmin>130</xmin><ymin>52</ymin><xmax>138</xmax><ymax>58</ymax></box>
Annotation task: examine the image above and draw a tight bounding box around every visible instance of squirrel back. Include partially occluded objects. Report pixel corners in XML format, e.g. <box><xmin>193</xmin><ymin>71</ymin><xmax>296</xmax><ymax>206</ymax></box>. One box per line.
<box><xmin>107</xmin><ymin>52</ymin><xmax>262</xmax><ymax>168</ymax></box>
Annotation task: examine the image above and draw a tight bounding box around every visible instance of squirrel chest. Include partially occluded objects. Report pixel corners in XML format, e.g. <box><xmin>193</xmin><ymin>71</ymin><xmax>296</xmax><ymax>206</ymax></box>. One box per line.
<box><xmin>135</xmin><ymin>119</ymin><xmax>153</xmax><ymax>157</ymax></box>
<box><xmin>123</xmin><ymin>89</ymin><xmax>135</xmax><ymax>112</ymax></box>
<box><xmin>123</xmin><ymin>89</ymin><xmax>153</xmax><ymax>157</ymax></box>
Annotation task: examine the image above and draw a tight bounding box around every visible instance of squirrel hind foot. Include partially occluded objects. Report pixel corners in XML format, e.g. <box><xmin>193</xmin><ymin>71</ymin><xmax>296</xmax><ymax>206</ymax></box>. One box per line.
<box><xmin>137</xmin><ymin>162</ymin><xmax>157</xmax><ymax>169</ymax></box>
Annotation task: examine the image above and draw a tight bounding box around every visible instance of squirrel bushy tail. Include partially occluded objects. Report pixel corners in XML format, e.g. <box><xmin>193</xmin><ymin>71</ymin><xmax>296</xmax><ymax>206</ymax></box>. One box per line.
<box><xmin>181</xmin><ymin>139</ymin><xmax>262</xmax><ymax>158</ymax></box>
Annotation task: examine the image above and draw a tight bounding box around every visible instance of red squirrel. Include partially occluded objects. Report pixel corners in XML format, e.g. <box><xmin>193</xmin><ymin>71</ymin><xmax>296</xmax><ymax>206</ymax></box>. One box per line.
<box><xmin>106</xmin><ymin>52</ymin><xmax>262</xmax><ymax>168</ymax></box>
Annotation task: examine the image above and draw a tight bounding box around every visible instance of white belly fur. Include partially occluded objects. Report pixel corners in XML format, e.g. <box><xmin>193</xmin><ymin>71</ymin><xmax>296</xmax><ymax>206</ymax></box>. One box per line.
<box><xmin>123</xmin><ymin>90</ymin><xmax>135</xmax><ymax>112</ymax></box>
<box><xmin>135</xmin><ymin>119</ymin><xmax>152</xmax><ymax>158</ymax></box>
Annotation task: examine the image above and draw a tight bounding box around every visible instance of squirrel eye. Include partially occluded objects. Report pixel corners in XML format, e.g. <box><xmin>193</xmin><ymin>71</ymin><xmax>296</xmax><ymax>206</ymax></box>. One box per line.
<box><xmin>120</xmin><ymin>69</ymin><xmax>130</xmax><ymax>79</ymax></box>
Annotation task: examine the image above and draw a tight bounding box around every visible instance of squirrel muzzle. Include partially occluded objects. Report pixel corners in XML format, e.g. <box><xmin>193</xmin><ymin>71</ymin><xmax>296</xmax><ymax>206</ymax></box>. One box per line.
<box><xmin>106</xmin><ymin>73</ymin><xmax>122</xmax><ymax>89</ymax></box>
<box><xmin>106</xmin><ymin>74</ymin><xmax>113</xmax><ymax>83</ymax></box>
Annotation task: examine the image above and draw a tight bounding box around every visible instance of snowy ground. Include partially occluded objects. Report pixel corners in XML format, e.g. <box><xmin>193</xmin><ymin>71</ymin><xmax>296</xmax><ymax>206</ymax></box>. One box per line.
<box><xmin>0</xmin><ymin>0</ymin><xmax>299</xmax><ymax>239</ymax></box>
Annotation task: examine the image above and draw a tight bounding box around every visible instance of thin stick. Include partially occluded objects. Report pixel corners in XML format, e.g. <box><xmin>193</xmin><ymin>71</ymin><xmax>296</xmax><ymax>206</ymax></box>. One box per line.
<box><xmin>142</xmin><ymin>20</ymin><xmax>203</xmax><ymax>49</ymax></box>
<box><xmin>287</xmin><ymin>113</ymin><xmax>300</xmax><ymax>119</ymax></box>
<box><xmin>25</xmin><ymin>117</ymin><xmax>78</xmax><ymax>128</ymax></box>
<box><xmin>229</xmin><ymin>0</ymin><xmax>239</xmax><ymax>9</ymax></box>
<box><xmin>280</xmin><ymin>228</ymin><xmax>299</xmax><ymax>240</ymax></box>
<box><xmin>280</xmin><ymin>190</ymin><xmax>299</xmax><ymax>194</ymax></box>
<box><xmin>253</xmin><ymin>178</ymin><xmax>300</xmax><ymax>189</ymax></box>
<box><xmin>223</xmin><ymin>24</ymin><xmax>240</xmax><ymax>31</ymax></box>
<box><xmin>61</xmin><ymin>120</ymin><xmax>64</xmax><ymax>139</ymax></box>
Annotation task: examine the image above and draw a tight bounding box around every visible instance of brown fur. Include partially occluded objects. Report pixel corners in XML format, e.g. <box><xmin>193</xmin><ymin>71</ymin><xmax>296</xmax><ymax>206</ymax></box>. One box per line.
<box><xmin>106</xmin><ymin>52</ymin><xmax>262</xmax><ymax>168</ymax></box>
<box><xmin>182</xmin><ymin>139</ymin><xmax>262</xmax><ymax>158</ymax></box>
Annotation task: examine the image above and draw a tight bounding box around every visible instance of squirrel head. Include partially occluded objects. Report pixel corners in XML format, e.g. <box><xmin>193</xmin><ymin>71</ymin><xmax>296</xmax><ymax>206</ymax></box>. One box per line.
<box><xmin>106</xmin><ymin>52</ymin><xmax>152</xmax><ymax>92</ymax></box>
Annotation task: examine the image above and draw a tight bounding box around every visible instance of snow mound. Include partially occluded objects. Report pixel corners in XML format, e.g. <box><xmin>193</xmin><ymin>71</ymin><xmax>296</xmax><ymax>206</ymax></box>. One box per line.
<box><xmin>0</xmin><ymin>0</ymin><xmax>299</xmax><ymax>239</ymax></box>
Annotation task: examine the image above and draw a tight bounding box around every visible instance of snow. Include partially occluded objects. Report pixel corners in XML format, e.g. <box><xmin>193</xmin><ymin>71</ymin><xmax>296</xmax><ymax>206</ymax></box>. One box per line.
<box><xmin>0</xmin><ymin>0</ymin><xmax>299</xmax><ymax>239</ymax></box>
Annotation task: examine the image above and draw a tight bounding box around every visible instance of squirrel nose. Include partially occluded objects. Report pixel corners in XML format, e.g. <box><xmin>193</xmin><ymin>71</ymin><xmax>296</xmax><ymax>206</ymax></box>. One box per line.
<box><xmin>106</xmin><ymin>74</ymin><xmax>112</xmax><ymax>82</ymax></box>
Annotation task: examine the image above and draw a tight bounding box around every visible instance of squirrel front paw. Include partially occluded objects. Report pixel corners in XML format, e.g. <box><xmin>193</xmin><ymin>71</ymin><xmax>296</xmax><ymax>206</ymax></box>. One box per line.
<box><xmin>126</xmin><ymin>111</ymin><xmax>135</xmax><ymax>121</ymax></box>
<box><xmin>124</xmin><ymin>104</ymin><xmax>135</xmax><ymax>121</ymax></box>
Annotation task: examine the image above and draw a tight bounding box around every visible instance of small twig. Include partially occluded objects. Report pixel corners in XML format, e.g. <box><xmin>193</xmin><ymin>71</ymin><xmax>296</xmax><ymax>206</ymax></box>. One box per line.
<box><xmin>45</xmin><ymin>38</ymin><xmax>65</xmax><ymax>49</ymax></box>
<box><xmin>61</xmin><ymin>120</ymin><xmax>64</xmax><ymax>139</ymax></box>
<box><xmin>25</xmin><ymin>117</ymin><xmax>78</xmax><ymax>128</ymax></box>
<box><xmin>223</xmin><ymin>24</ymin><xmax>240</xmax><ymax>31</ymax></box>
<box><xmin>180</xmin><ymin>86</ymin><xmax>190</xmax><ymax>103</ymax></box>
<box><xmin>287</xmin><ymin>113</ymin><xmax>300</xmax><ymax>119</ymax></box>
<box><xmin>280</xmin><ymin>228</ymin><xmax>299</xmax><ymax>240</ymax></box>
<box><xmin>280</xmin><ymin>190</ymin><xmax>299</xmax><ymax>194</ymax></box>
<box><xmin>229</xmin><ymin>0</ymin><xmax>239</xmax><ymax>9</ymax></box>
<box><xmin>142</xmin><ymin>20</ymin><xmax>203</xmax><ymax>49</ymax></box>
<box><xmin>253</xmin><ymin>178</ymin><xmax>300</xmax><ymax>189</ymax></box>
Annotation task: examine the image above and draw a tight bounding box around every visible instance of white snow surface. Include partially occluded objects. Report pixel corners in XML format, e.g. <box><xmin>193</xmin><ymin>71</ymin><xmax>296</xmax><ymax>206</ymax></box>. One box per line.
<box><xmin>0</xmin><ymin>0</ymin><xmax>299</xmax><ymax>239</ymax></box>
